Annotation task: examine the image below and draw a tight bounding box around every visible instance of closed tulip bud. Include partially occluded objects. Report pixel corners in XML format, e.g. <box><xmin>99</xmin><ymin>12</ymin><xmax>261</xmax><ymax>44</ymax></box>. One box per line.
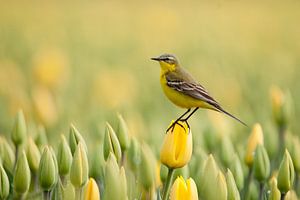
<box><xmin>245</xmin><ymin>123</ymin><xmax>264</xmax><ymax>167</ymax></box>
<box><xmin>35</xmin><ymin>125</ymin><xmax>48</xmax><ymax>150</ymax></box>
<box><xmin>69</xmin><ymin>124</ymin><xmax>87</xmax><ymax>155</ymax></box>
<box><xmin>11</xmin><ymin>110</ymin><xmax>27</xmax><ymax>146</ymax></box>
<box><xmin>26</xmin><ymin>137</ymin><xmax>41</xmax><ymax>173</ymax></box>
<box><xmin>57</xmin><ymin>135</ymin><xmax>72</xmax><ymax>177</ymax></box>
<box><xmin>226</xmin><ymin>169</ymin><xmax>240</xmax><ymax>200</ymax></box>
<box><xmin>170</xmin><ymin>176</ymin><xmax>198</xmax><ymax>200</ymax></box>
<box><xmin>189</xmin><ymin>148</ymin><xmax>207</xmax><ymax>180</ymax></box>
<box><xmin>230</xmin><ymin>154</ymin><xmax>244</xmax><ymax>191</ymax></box>
<box><xmin>268</xmin><ymin>177</ymin><xmax>281</xmax><ymax>200</ymax></box>
<box><xmin>139</xmin><ymin>144</ymin><xmax>156</xmax><ymax>189</ymax></box>
<box><xmin>84</xmin><ymin>178</ymin><xmax>100</xmax><ymax>200</ymax></box>
<box><xmin>253</xmin><ymin>145</ymin><xmax>270</xmax><ymax>182</ymax></box>
<box><xmin>160</xmin><ymin>164</ymin><xmax>168</xmax><ymax>183</ymax></box>
<box><xmin>277</xmin><ymin>149</ymin><xmax>294</xmax><ymax>194</ymax></box>
<box><xmin>216</xmin><ymin>171</ymin><xmax>228</xmax><ymax>200</ymax></box>
<box><xmin>199</xmin><ymin>154</ymin><xmax>220</xmax><ymax>199</ymax></box>
<box><xmin>0</xmin><ymin>137</ymin><xmax>15</xmax><ymax>173</ymax></box>
<box><xmin>14</xmin><ymin>151</ymin><xmax>31</xmax><ymax>194</ymax></box>
<box><xmin>284</xmin><ymin>190</ymin><xmax>298</xmax><ymax>200</ymax></box>
<box><xmin>289</xmin><ymin>137</ymin><xmax>300</xmax><ymax>173</ymax></box>
<box><xmin>70</xmin><ymin>142</ymin><xmax>89</xmax><ymax>188</ymax></box>
<box><xmin>116</xmin><ymin>113</ymin><xmax>130</xmax><ymax>151</ymax></box>
<box><xmin>38</xmin><ymin>146</ymin><xmax>58</xmax><ymax>191</ymax></box>
<box><xmin>103</xmin><ymin>122</ymin><xmax>122</xmax><ymax>163</ymax></box>
<box><xmin>89</xmin><ymin>142</ymin><xmax>105</xmax><ymax>181</ymax></box>
<box><xmin>103</xmin><ymin>153</ymin><xmax>128</xmax><ymax>200</ymax></box>
<box><xmin>127</xmin><ymin>137</ymin><xmax>141</xmax><ymax>172</ymax></box>
<box><xmin>220</xmin><ymin>136</ymin><xmax>235</xmax><ymax>168</ymax></box>
<box><xmin>51</xmin><ymin>179</ymin><xmax>64</xmax><ymax>200</ymax></box>
<box><xmin>0</xmin><ymin>164</ymin><xmax>9</xmax><ymax>199</ymax></box>
<box><xmin>160</xmin><ymin>121</ymin><xmax>192</xmax><ymax>169</ymax></box>
<box><xmin>270</xmin><ymin>86</ymin><xmax>292</xmax><ymax>128</ymax></box>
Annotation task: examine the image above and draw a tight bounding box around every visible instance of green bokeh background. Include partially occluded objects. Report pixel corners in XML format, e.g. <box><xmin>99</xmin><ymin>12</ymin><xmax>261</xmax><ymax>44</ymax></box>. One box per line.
<box><xmin>0</xmin><ymin>1</ymin><xmax>299</xmax><ymax>147</ymax></box>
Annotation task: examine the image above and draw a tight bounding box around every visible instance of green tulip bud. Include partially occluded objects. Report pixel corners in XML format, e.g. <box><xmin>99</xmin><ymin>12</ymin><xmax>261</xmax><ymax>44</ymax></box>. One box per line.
<box><xmin>103</xmin><ymin>122</ymin><xmax>122</xmax><ymax>163</ymax></box>
<box><xmin>38</xmin><ymin>146</ymin><xmax>58</xmax><ymax>191</ymax></box>
<box><xmin>11</xmin><ymin>110</ymin><xmax>27</xmax><ymax>146</ymax></box>
<box><xmin>285</xmin><ymin>190</ymin><xmax>298</xmax><ymax>200</ymax></box>
<box><xmin>0</xmin><ymin>164</ymin><xmax>9</xmax><ymax>199</ymax></box>
<box><xmin>70</xmin><ymin>142</ymin><xmax>89</xmax><ymax>188</ymax></box>
<box><xmin>216</xmin><ymin>171</ymin><xmax>228</xmax><ymax>200</ymax></box>
<box><xmin>268</xmin><ymin>177</ymin><xmax>280</xmax><ymax>200</ymax></box>
<box><xmin>270</xmin><ymin>87</ymin><xmax>292</xmax><ymax>128</ymax></box>
<box><xmin>199</xmin><ymin>154</ymin><xmax>220</xmax><ymax>200</ymax></box>
<box><xmin>127</xmin><ymin>137</ymin><xmax>141</xmax><ymax>172</ymax></box>
<box><xmin>57</xmin><ymin>135</ymin><xmax>72</xmax><ymax>177</ymax></box>
<box><xmin>226</xmin><ymin>169</ymin><xmax>240</xmax><ymax>200</ymax></box>
<box><xmin>69</xmin><ymin>124</ymin><xmax>87</xmax><ymax>155</ymax></box>
<box><xmin>289</xmin><ymin>136</ymin><xmax>300</xmax><ymax>173</ymax></box>
<box><xmin>26</xmin><ymin>137</ymin><xmax>41</xmax><ymax>173</ymax></box>
<box><xmin>13</xmin><ymin>151</ymin><xmax>31</xmax><ymax>194</ymax></box>
<box><xmin>89</xmin><ymin>142</ymin><xmax>105</xmax><ymax>181</ymax></box>
<box><xmin>139</xmin><ymin>144</ymin><xmax>156</xmax><ymax>190</ymax></box>
<box><xmin>35</xmin><ymin>125</ymin><xmax>48</xmax><ymax>150</ymax></box>
<box><xmin>116</xmin><ymin>113</ymin><xmax>130</xmax><ymax>151</ymax></box>
<box><xmin>277</xmin><ymin>149</ymin><xmax>295</xmax><ymax>194</ymax></box>
<box><xmin>230</xmin><ymin>154</ymin><xmax>244</xmax><ymax>191</ymax></box>
<box><xmin>220</xmin><ymin>136</ymin><xmax>235</xmax><ymax>168</ymax></box>
<box><xmin>189</xmin><ymin>147</ymin><xmax>207</xmax><ymax>180</ymax></box>
<box><xmin>0</xmin><ymin>137</ymin><xmax>15</xmax><ymax>173</ymax></box>
<box><xmin>103</xmin><ymin>153</ymin><xmax>128</xmax><ymax>200</ymax></box>
<box><xmin>160</xmin><ymin>164</ymin><xmax>168</xmax><ymax>183</ymax></box>
<box><xmin>253</xmin><ymin>145</ymin><xmax>270</xmax><ymax>182</ymax></box>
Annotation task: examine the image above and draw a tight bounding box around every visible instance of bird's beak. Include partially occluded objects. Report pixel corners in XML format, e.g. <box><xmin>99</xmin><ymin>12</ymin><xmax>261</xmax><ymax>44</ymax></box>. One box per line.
<box><xmin>151</xmin><ymin>57</ymin><xmax>160</xmax><ymax>61</ymax></box>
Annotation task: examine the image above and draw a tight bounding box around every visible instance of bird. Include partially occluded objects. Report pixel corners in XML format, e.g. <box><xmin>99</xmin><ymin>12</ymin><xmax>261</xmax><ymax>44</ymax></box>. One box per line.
<box><xmin>151</xmin><ymin>53</ymin><xmax>247</xmax><ymax>131</ymax></box>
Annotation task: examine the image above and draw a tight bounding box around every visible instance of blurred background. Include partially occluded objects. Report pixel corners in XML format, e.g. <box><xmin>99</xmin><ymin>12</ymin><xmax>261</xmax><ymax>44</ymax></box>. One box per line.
<box><xmin>0</xmin><ymin>1</ymin><xmax>299</xmax><ymax>148</ymax></box>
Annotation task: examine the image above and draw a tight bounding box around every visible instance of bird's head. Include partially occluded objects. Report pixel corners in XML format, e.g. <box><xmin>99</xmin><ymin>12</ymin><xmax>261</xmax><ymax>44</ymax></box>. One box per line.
<box><xmin>151</xmin><ymin>54</ymin><xmax>179</xmax><ymax>72</ymax></box>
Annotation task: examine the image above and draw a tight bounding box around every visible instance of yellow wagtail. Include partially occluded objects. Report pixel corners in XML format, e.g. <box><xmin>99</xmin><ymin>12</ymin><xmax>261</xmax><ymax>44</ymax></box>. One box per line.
<box><xmin>151</xmin><ymin>53</ymin><xmax>247</xmax><ymax>131</ymax></box>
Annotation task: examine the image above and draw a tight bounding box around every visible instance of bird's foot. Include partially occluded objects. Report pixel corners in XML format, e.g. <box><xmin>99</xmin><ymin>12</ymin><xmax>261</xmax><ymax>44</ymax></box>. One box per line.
<box><xmin>165</xmin><ymin>119</ymin><xmax>189</xmax><ymax>133</ymax></box>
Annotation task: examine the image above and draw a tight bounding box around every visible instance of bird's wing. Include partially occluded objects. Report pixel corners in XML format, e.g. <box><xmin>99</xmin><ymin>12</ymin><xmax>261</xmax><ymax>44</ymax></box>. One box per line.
<box><xmin>165</xmin><ymin>71</ymin><xmax>222</xmax><ymax>109</ymax></box>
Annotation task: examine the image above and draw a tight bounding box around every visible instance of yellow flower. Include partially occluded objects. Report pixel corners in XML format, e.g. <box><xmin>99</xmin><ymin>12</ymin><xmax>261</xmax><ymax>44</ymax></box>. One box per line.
<box><xmin>160</xmin><ymin>121</ymin><xmax>192</xmax><ymax>169</ymax></box>
<box><xmin>245</xmin><ymin>123</ymin><xmax>264</xmax><ymax>166</ymax></box>
<box><xmin>33</xmin><ymin>49</ymin><xmax>69</xmax><ymax>89</ymax></box>
<box><xmin>170</xmin><ymin>176</ymin><xmax>198</xmax><ymax>200</ymax></box>
<box><xmin>84</xmin><ymin>178</ymin><xmax>100</xmax><ymax>200</ymax></box>
<box><xmin>32</xmin><ymin>86</ymin><xmax>57</xmax><ymax>126</ymax></box>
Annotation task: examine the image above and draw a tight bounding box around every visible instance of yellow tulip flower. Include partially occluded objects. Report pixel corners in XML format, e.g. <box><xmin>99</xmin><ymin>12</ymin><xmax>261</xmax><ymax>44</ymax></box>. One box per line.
<box><xmin>170</xmin><ymin>176</ymin><xmax>198</xmax><ymax>200</ymax></box>
<box><xmin>84</xmin><ymin>178</ymin><xmax>100</xmax><ymax>200</ymax></box>
<box><xmin>245</xmin><ymin>123</ymin><xmax>264</xmax><ymax>166</ymax></box>
<box><xmin>160</xmin><ymin>121</ymin><xmax>192</xmax><ymax>169</ymax></box>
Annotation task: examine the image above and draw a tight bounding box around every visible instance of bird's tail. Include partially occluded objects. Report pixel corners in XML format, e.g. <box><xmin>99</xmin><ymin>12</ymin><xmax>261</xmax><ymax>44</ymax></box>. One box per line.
<box><xmin>218</xmin><ymin>108</ymin><xmax>248</xmax><ymax>127</ymax></box>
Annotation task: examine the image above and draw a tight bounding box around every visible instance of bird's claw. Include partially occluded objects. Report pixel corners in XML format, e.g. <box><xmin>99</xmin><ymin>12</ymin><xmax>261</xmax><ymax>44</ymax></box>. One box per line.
<box><xmin>165</xmin><ymin>120</ymin><xmax>190</xmax><ymax>133</ymax></box>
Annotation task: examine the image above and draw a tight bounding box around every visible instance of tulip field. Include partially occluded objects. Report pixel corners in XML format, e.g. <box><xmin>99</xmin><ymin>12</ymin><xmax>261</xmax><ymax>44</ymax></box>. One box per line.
<box><xmin>1</xmin><ymin>1</ymin><xmax>300</xmax><ymax>200</ymax></box>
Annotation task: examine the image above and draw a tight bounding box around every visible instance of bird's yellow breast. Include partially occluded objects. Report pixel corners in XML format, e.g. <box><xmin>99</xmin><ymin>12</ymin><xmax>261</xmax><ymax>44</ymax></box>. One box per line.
<box><xmin>160</xmin><ymin>74</ymin><xmax>212</xmax><ymax>109</ymax></box>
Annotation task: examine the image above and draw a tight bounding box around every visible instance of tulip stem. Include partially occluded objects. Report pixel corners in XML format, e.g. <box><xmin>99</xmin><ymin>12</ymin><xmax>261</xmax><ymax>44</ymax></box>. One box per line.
<box><xmin>75</xmin><ymin>188</ymin><xmax>83</xmax><ymax>200</ymax></box>
<box><xmin>43</xmin><ymin>190</ymin><xmax>51</xmax><ymax>200</ymax></box>
<box><xmin>280</xmin><ymin>193</ymin><xmax>286</xmax><ymax>200</ymax></box>
<box><xmin>242</xmin><ymin>167</ymin><xmax>253</xmax><ymax>200</ymax></box>
<box><xmin>162</xmin><ymin>168</ymin><xmax>175</xmax><ymax>200</ymax></box>
<box><xmin>258</xmin><ymin>182</ymin><xmax>264</xmax><ymax>200</ymax></box>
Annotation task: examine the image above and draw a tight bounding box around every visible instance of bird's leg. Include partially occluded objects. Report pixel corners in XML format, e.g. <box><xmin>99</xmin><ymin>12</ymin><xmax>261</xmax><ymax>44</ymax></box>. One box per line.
<box><xmin>166</xmin><ymin>109</ymin><xmax>191</xmax><ymax>133</ymax></box>
<box><xmin>181</xmin><ymin>107</ymin><xmax>199</xmax><ymax>121</ymax></box>
<box><xmin>177</xmin><ymin>107</ymin><xmax>199</xmax><ymax>132</ymax></box>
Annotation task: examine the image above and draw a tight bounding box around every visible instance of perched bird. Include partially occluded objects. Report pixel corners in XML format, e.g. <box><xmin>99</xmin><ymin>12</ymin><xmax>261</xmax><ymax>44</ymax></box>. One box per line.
<box><xmin>151</xmin><ymin>53</ymin><xmax>246</xmax><ymax>131</ymax></box>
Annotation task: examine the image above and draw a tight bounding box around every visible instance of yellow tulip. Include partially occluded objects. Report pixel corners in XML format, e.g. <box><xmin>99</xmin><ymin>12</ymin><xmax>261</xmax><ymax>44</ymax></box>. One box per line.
<box><xmin>84</xmin><ymin>178</ymin><xmax>100</xmax><ymax>200</ymax></box>
<box><xmin>245</xmin><ymin>123</ymin><xmax>264</xmax><ymax>166</ymax></box>
<box><xmin>160</xmin><ymin>121</ymin><xmax>192</xmax><ymax>169</ymax></box>
<box><xmin>170</xmin><ymin>176</ymin><xmax>198</xmax><ymax>200</ymax></box>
